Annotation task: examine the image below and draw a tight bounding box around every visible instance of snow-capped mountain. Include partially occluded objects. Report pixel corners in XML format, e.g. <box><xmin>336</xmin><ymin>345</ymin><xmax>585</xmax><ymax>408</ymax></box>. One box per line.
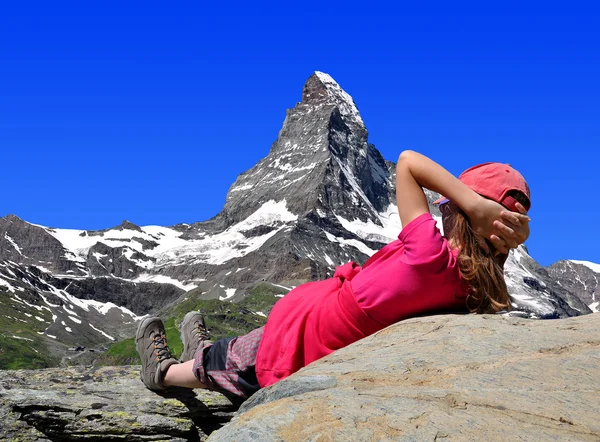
<box><xmin>0</xmin><ymin>71</ymin><xmax>596</xmax><ymax>366</ymax></box>
<box><xmin>223</xmin><ymin>71</ymin><xmax>394</xmax><ymax>228</ymax></box>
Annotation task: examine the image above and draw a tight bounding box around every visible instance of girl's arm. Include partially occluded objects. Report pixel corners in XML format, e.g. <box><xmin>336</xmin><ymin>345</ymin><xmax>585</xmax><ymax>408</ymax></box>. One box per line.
<box><xmin>395</xmin><ymin>150</ymin><xmax>529</xmax><ymax>253</ymax></box>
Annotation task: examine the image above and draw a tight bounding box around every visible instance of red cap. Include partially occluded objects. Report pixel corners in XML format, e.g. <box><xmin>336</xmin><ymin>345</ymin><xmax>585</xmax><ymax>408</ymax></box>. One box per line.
<box><xmin>434</xmin><ymin>162</ymin><xmax>531</xmax><ymax>212</ymax></box>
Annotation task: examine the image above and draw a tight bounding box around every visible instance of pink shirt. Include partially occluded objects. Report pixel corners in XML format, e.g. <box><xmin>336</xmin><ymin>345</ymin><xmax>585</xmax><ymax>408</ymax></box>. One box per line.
<box><xmin>256</xmin><ymin>212</ymin><xmax>468</xmax><ymax>388</ymax></box>
<box><xmin>353</xmin><ymin>212</ymin><xmax>468</xmax><ymax>326</ymax></box>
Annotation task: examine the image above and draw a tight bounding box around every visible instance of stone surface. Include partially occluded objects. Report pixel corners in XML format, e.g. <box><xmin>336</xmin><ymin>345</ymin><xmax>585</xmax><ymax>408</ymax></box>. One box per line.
<box><xmin>209</xmin><ymin>313</ymin><xmax>600</xmax><ymax>442</ymax></box>
<box><xmin>0</xmin><ymin>365</ymin><xmax>238</xmax><ymax>441</ymax></box>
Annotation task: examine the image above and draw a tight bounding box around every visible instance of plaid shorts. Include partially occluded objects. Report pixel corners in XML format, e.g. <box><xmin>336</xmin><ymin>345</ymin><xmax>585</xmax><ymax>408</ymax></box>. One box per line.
<box><xmin>192</xmin><ymin>326</ymin><xmax>264</xmax><ymax>398</ymax></box>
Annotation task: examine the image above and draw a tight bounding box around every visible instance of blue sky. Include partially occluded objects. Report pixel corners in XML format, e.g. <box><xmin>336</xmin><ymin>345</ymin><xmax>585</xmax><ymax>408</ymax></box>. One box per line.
<box><xmin>0</xmin><ymin>2</ymin><xmax>598</xmax><ymax>266</ymax></box>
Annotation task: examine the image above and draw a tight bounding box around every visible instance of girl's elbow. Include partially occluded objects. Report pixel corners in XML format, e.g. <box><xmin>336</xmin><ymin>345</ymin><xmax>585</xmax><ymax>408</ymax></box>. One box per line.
<box><xmin>396</xmin><ymin>150</ymin><xmax>416</xmax><ymax>174</ymax></box>
<box><xmin>397</xmin><ymin>150</ymin><xmax>416</xmax><ymax>164</ymax></box>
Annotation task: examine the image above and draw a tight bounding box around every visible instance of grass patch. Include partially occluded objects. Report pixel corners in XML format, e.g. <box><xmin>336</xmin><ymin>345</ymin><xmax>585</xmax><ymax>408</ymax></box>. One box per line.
<box><xmin>0</xmin><ymin>336</ymin><xmax>57</xmax><ymax>369</ymax></box>
<box><xmin>0</xmin><ymin>290</ymin><xmax>59</xmax><ymax>369</ymax></box>
<box><xmin>93</xmin><ymin>337</ymin><xmax>140</xmax><ymax>366</ymax></box>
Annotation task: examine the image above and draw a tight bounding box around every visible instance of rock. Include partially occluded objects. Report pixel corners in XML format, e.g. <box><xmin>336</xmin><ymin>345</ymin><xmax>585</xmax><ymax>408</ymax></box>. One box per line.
<box><xmin>209</xmin><ymin>313</ymin><xmax>600</xmax><ymax>441</ymax></box>
<box><xmin>547</xmin><ymin>260</ymin><xmax>600</xmax><ymax>312</ymax></box>
<box><xmin>0</xmin><ymin>365</ymin><xmax>238</xmax><ymax>441</ymax></box>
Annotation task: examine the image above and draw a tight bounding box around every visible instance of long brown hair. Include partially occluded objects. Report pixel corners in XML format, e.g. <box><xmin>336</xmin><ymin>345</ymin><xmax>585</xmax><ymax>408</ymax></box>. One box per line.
<box><xmin>443</xmin><ymin>191</ymin><xmax>530</xmax><ymax>314</ymax></box>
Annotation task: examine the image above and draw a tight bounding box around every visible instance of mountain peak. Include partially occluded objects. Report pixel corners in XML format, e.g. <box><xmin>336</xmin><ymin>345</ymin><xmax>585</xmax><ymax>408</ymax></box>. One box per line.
<box><xmin>3</xmin><ymin>214</ymin><xmax>24</xmax><ymax>223</ymax></box>
<box><xmin>116</xmin><ymin>220</ymin><xmax>142</xmax><ymax>232</ymax></box>
<box><xmin>302</xmin><ymin>71</ymin><xmax>364</xmax><ymax>125</ymax></box>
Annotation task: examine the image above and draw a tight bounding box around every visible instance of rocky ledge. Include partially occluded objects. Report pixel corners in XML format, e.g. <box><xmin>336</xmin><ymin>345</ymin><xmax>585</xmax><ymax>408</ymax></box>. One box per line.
<box><xmin>2</xmin><ymin>313</ymin><xmax>599</xmax><ymax>441</ymax></box>
<box><xmin>212</xmin><ymin>313</ymin><xmax>600</xmax><ymax>441</ymax></box>
<box><xmin>0</xmin><ymin>366</ymin><xmax>238</xmax><ymax>441</ymax></box>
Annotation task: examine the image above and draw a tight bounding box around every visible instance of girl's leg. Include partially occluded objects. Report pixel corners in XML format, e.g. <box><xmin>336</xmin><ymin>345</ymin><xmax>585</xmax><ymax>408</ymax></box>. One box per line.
<box><xmin>163</xmin><ymin>359</ymin><xmax>209</xmax><ymax>389</ymax></box>
<box><xmin>136</xmin><ymin>316</ymin><xmax>210</xmax><ymax>391</ymax></box>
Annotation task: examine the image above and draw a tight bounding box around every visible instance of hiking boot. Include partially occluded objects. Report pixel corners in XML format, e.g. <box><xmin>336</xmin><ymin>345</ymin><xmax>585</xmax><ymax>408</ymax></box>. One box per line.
<box><xmin>135</xmin><ymin>316</ymin><xmax>179</xmax><ymax>391</ymax></box>
<box><xmin>179</xmin><ymin>311</ymin><xmax>212</xmax><ymax>362</ymax></box>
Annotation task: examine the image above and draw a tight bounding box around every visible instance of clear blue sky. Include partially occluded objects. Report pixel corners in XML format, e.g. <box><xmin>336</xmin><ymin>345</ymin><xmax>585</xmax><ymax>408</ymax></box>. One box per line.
<box><xmin>1</xmin><ymin>2</ymin><xmax>598</xmax><ymax>267</ymax></box>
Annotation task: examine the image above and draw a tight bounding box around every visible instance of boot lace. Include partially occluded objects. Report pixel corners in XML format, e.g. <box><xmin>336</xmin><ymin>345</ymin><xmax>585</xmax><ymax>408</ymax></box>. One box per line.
<box><xmin>151</xmin><ymin>332</ymin><xmax>173</xmax><ymax>362</ymax></box>
<box><xmin>195</xmin><ymin>320</ymin><xmax>211</xmax><ymax>342</ymax></box>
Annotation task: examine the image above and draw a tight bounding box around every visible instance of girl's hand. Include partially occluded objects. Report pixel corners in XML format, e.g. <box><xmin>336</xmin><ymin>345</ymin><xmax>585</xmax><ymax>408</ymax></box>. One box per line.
<box><xmin>489</xmin><ymin>202</ymin><xmax>530</xmax><ymax>253</ymax></box>
<box><xmin>469</xmin><ymin>199</ymin><xmax>531</xmax><ymax>254</ymax></box>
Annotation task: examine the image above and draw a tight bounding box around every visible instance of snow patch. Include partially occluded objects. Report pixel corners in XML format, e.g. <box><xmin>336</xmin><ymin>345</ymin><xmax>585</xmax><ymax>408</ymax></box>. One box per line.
<box><xmin>314</xmin><ymin>71</ymin><xmax>364</xmax><ymax>125</ymax></box>
<box><xmin>14</xmin><ymin>293</ymin><xmax>47</xmax><ymax>311</ymax></box>
<box><xmin>323</xmin><ymin>231</ymin><xmax>378</xmax><ymax>257</ymax></box>
<box><xmin>39</xmin><ymin>293</ymin><xmax>60</xmax><ymax>308</ymax></box>
<box><xmin>89</xmin><ymin>323</ymin><xmax>115</xmax><ymax>341</ymax></box>
<box><xmin>0</xmin><ymin>277</ymin><xmax>16</xmax><ymax>293</ymax></box>
<box><xmin>43</xmin><ymin>281</ymin><xmax>143</xmax><ymax>320</ymax></box>
<box><xmin>220</xmin><ymin>288</ymin><xmax>237</xmax><ymax>301</ymax></box>
<box><xmin>570</xmin><ymin>260</ymin><xmax>600</xmax><ymax>274</ymax></box>
<box><xmin>10</xmin><ymin>335</ymin><xmax>33</xmax><ymax>341</ymax></box>
<box><xmin>63</xmin><ymin>304</ymin><xmax>78</xmax><ymax>316</ymax></box>
<box><xmin>153</xmin><ymin>199</ymin><xmax>298</xmax><ymax>266</ymax></box>
<box><xmin>270</xmin><ymin>283</ymin><xmax>293</xmax><ymax>291</ymax></box>
<box><xmin>134</xmin><ymin>274</ymin><xmax>197</xmax><ymax>292</ymax></box>
<box><xmin>34</xmin><ymin>265</ymin><xmax>52</xmax><ymax>274</ymax></box>
<box><xmin>4</xmin><ymin>233</ymin><xmax>23</xmax><ymax>255</ymax></box>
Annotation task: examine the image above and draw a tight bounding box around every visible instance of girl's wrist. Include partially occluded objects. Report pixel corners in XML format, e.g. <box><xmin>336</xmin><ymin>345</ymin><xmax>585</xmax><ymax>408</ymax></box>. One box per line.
<box><xmin>453</xmin><ymin>187</ymin><xmax>483</xmax><ymax>218</ymax></box>
<box><xmin>468</xmin><ymin>193</ymin><xmax>484</xmax><ymax>216</ymax></box>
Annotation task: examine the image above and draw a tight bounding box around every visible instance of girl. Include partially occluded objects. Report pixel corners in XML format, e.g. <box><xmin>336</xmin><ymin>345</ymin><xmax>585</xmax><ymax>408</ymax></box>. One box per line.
<box><xmin>136</xmin><ymin>150</ymin><xmax>531</xmax><ymax>398</ymax></box>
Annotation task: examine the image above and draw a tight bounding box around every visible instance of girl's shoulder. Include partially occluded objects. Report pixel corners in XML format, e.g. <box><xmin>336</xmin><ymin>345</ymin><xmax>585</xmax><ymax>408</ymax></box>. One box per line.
<box><xmin>364</xmin><ymin>212</ymin><xmax>456</xmax><ymax>270</ymax></box>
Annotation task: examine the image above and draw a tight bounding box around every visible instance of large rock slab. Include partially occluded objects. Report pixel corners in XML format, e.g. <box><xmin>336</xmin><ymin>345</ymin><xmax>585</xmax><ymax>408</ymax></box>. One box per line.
<box><xmin>209</xmin><ymin>313</ymin><xmax>600</xmax><ymax>441</ymax></box>
<box><xmin>0</xmin><ymin>365</ymin><xmax>238</xmax><ymax>441</ymax></box>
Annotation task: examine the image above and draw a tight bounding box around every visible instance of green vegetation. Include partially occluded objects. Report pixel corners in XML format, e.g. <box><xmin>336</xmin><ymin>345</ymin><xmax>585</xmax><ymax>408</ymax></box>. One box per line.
<box><xmin>0</xmin><ymin>336</ymin><xmax>58</xmax><ymax>369</ymax></box>
<box><xmin>92</xmin><ymin>336</ymin><xmax>140</xmax><ymax>366</ymax></box>
<box><xmin>0</xmin><ymin>290</ymin><xmax>59</xmax><ymax>369</ymax></box>
<box><xmin>94</xmin><ymin>282</ymin><xmax>286</xmax><ymax>366</ymax></box>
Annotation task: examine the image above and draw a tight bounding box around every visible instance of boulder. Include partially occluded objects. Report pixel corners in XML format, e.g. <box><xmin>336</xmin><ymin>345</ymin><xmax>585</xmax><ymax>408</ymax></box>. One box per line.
<box><xmin>209</xmin><ymin>313</ymin><xmax>600</xmax><ymax>441</ymax></box>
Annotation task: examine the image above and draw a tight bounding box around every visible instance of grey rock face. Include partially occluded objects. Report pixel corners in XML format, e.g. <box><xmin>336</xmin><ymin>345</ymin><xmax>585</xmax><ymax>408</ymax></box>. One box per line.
<box><xmin>50</xmin><ymin>275</ymin><xmax>183</xmax><ymax>315</ymax></box>
<box><xmin>0</xmin><ymin>365</ymin><xmax>237</xmax><ymax>441</ymax></box>
<box><xmin>547</xmin><ymin>260</ymin><xmax>599</xmax><ymax>312</ymax></box>
<box><xmin>86</xmin><ymin>242</ymin><xmax>145</xmax><ymax>278</ymax></box>
<box><xmin>503</xmin><ymin>246</ymin><xmax>593</xmax><ymax>318</ymax></box>
<box><xmin>209</xmin><ymin>313</ymin><xmax>600</xmax><ymax>442</ymax></box>
<box><xmin>0</xmin><ymin>215</ymin><xmax>85</xmax><ymax>275</ymax></box>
